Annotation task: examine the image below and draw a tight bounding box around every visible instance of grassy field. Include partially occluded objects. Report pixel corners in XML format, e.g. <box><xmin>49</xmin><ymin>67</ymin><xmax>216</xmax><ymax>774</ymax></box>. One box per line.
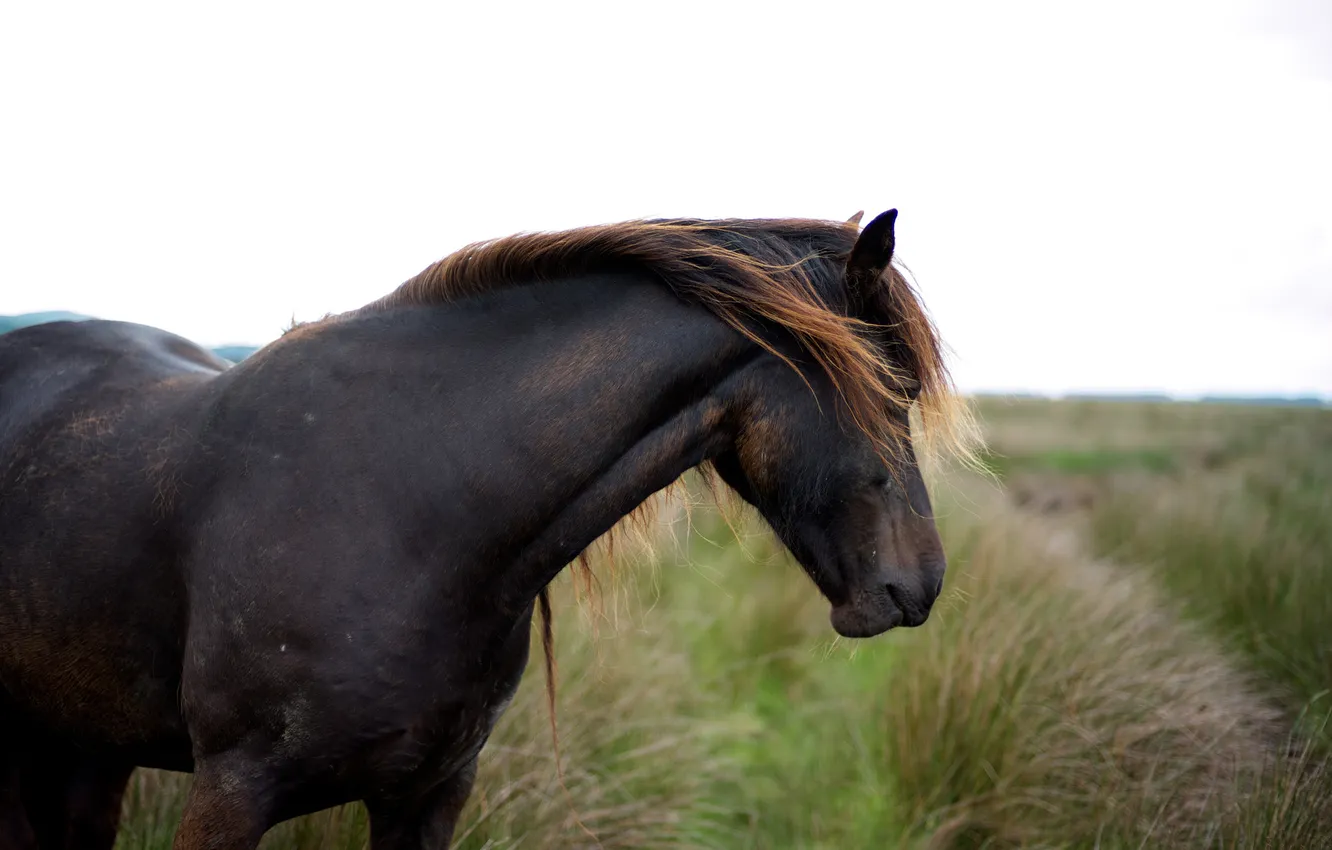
<box><xmin>114</xmin><ymin>399</ymin><xmax>1332</xmax><ymax>848</ymax></box>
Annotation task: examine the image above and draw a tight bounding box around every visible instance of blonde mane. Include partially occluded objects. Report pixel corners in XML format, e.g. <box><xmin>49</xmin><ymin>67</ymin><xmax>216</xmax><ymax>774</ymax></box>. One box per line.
<box><xmin>355</xmin><ymin>216</ymin><xmax>979</xmax><ymax>470</ymax></box>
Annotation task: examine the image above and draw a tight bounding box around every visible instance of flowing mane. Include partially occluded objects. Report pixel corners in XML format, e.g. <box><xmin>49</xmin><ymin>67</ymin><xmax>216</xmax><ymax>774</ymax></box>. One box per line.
<box><xmin>353</xmin><ymin>216</ymin><xmax>977</xmax><ymax>467</ymax></box>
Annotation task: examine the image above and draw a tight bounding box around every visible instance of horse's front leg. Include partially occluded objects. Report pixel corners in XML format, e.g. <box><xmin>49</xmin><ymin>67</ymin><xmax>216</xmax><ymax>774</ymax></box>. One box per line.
<box><xmin>367</xmin><ymin>757</ymin><xmax>479</xmax><ymax>850</ymax></box>
<box><xmin>171</xmin><ymin>752</ymin><xmax>276</xmax><ymax>850</ymax></box>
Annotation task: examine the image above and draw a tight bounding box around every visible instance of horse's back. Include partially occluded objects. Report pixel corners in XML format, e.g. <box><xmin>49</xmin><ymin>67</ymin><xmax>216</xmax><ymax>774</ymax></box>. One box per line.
<box><xmin>0</xmin><ymin>320</ymin><xmax>227</xmax><ymax>766</ymax></box>
<box><xmin>0</xmin><ymin>319</ymin><xmax>228</xmax><ymax>444</ymax></box>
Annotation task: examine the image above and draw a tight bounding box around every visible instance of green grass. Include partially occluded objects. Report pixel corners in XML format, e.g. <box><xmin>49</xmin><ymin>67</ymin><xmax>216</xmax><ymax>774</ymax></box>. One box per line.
<box><xmin>116</xmin><ymin>401</ymin><xmax>1332</xmax><ymax>847</ymax></box>
<box><xmin>980</xmin><ymin>446</ymin><xmax>1177</xmax><ymax>479</ymax></box>
<box><xmin>979</xmin><ymin>401</ymin><xmax>1332</xmax><ymax>734</ymax></box>
<box><xmin>1091</xmin><ymin>478</ymin><xmax>1332</xmax><ymax>729</ymax></box>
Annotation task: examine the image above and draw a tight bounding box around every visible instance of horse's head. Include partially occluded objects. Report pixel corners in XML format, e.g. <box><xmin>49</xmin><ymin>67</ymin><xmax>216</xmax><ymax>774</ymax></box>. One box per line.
<box><xmin>713</xmin><ymin>209</ymin><xmax>951</xmax><ymax>638</ymax></box>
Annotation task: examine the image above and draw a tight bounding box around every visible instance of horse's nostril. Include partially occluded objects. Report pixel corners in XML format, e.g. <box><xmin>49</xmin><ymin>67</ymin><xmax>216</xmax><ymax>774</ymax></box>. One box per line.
<box><xmin>884</xmin><ymin>581</ymin><xmax>908</xmax><ymax>614</ymax></box>
<box><xmin>884</xmin><ymin>574</ymin><xmax>943</xmax><ymax>629</ymax></box>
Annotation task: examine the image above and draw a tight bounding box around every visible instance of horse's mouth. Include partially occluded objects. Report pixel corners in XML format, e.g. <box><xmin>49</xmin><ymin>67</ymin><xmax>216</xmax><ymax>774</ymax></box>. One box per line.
<box><xmin>829</xmin><ymin>590</ymin><xmax>905</xmax><ymax>638</ymax></box>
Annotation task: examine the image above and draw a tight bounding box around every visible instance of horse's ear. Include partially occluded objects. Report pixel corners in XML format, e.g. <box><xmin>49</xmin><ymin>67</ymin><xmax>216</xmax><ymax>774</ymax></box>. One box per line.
<box><xmin>846</xmin><ymin>210</ymin><xmax>865</xmax><ymax>227</ymax></box>
<box><xmin>848</xmin><ymin>209</ymin><xmax>897</xmax><ymax>283</ymax></box>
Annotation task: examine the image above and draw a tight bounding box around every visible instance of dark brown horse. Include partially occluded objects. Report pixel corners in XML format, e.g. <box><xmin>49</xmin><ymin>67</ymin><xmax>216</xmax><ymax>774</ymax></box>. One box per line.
<box><xmin>0</xmin><ymin>210</ymin><xmax>973</xmax><ymax>848</ymax></box>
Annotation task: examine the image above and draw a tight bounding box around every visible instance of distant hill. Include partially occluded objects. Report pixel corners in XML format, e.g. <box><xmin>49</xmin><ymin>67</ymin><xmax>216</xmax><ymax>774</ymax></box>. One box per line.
<box><xmin>0</xmin><ymin>313</ymin><xmax>259</xmax><ymax>364</ymax></box>
<box><xmin>211</xmin><ymin>345</ymin><xmax>260</xmax><ymax>363</ymax></box>
<box><xmin>1198</xmin><ymin>395</ymin><xmax>1328</xmax><ymax>408</ymax></box>
<box><xmin>999</xmin><ymin>391</ymin><xmax>1329</xmax><ymax>408</ymax></box>
<box><xmin>1062</xmin><ymin>392</ymin><xmax>1176</xmax><ymax>403</ymax></box>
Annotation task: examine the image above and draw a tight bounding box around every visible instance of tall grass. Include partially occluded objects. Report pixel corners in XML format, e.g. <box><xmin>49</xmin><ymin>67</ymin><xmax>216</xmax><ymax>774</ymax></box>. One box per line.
<box><xmin>885</xmin><ymin>500</ymin><xmax>1282</xmax><ymax>847</ymax></box>
<box><xmin>1084</xmin><ymin>409</ymin><xmax>1332</xmax><ymax>727</ymax></box>
<box><xmin>977</xmin><ymin>399</ymin><xmax>1332</xmax><ymax>846</ymax></box>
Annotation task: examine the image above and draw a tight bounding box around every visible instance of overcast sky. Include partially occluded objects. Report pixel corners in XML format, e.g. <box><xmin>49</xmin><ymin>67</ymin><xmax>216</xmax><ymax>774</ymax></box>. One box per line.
<box><xmin>2</xmin><ymin>1</ymin><xmax>1328</xmax><ymax>397</ymax></box>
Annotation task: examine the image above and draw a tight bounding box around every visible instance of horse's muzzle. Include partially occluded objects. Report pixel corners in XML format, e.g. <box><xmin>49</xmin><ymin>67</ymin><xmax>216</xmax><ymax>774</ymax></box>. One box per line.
<box><xmin>829</xmin><ymin>566</ymin><xmax>942</xmax><ymax>638</ymax></box>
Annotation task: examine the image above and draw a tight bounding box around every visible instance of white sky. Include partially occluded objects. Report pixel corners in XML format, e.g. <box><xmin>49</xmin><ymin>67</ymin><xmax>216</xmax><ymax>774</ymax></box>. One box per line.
<box><xmin>2</xmin><ymin>0</ymin><xmax>1329</xmax><ymax>397</ymax></box>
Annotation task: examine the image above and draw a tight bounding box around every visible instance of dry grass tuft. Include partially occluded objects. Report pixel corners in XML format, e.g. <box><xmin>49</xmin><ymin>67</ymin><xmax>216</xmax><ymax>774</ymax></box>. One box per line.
<box><xmin>885</xmin><ymin>490</ymin><xmax>1285</xmax><ymax>848</ymax></box>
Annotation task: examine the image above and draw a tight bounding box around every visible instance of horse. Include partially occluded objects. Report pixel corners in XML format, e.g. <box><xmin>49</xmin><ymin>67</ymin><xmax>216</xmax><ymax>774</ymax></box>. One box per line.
<box><xmin>0</xmin><ymin>209</ymin><xmax>973</xmax><ymax>848</ymax></box>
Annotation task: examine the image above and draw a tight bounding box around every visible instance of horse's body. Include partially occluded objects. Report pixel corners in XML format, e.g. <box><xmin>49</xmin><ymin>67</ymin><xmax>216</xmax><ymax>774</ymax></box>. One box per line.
<box><xmin>0</xmin><ymin>212</ymin><xmax>968</xmax><ymax>848</ymax></box>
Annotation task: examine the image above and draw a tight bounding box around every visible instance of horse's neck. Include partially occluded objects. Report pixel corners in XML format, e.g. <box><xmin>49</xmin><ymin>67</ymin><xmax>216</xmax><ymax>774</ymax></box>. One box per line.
<box><xmin>324</xmin><ymin>274</ymin><xmax>756</xmax><ymax>612</ymax></box>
